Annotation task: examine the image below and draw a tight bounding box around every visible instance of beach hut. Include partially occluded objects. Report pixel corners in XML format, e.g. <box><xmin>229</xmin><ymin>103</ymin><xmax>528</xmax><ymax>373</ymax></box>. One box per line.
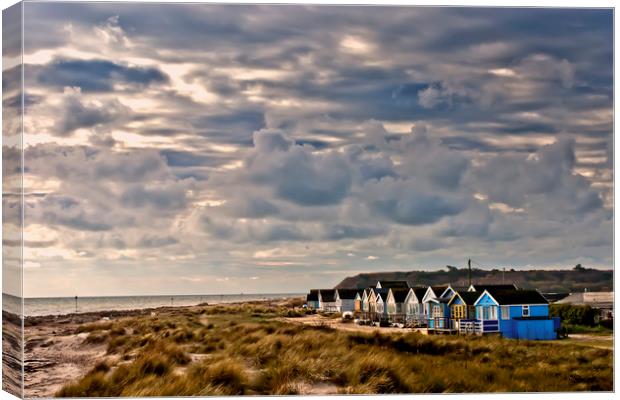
<box><xmin>404</xmin><ymin>287</ymin><xmax>427</xmax><ymax>326</ymax></box>
<box><xmin>354</xmin><ymin>292</ymin><xmax>362</xmax><ymax>314</ymax></box>
<box><xmin>319</xmin><ymin>289</ymin><xmax>339</xmax><ymax>313</ymax></box>
<box><xmin>447</xmin><ymin>291</ymin><xmax>479</xmax><ymax>332</ymax></box>
<box><xmin>306</xmin><ymin>289</ymin><xmax>320</xmax><ymax>310</ymax></box>
<box><xmin>368</xmin><ymin>288</ymin><xmax>378</xmax><ymax>321</ymax></box>
<box><xmin>472</xmin><ymin>289</ymin><xmax>559</xmax><ymax>339</ymax></box>
<box><xmin>386</xmin><ymin>287</ymin><xmax>410</xmax><ymax>323</ymax></box>
<box><xmin>422</xmin><ymin>286</ymin><xmax>448</xmax><ymax>320</ymax></box>
<box><xmin>336</xmin><ymin>289</ymin><xmax>359</xmax><ymax>313</ymax></box>
<box><xmin>427</xmin><ymin>297</ymin><xmax>452</xmax><ymax>332</ymax></box>
<box><xmin>361</xmin><ymin>289</ymin><xmax>371</xmax><ymax>320</ymax></box>
<box><xmin>374</xmin><ymin>288</ymin><xmax>390</xmax><ymax>322</ymax></box>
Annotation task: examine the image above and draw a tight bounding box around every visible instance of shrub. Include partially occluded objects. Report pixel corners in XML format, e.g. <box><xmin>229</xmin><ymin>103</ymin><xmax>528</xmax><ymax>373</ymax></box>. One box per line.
<box><xmin>83</xmin><ymin>332</ymin><xmax>107</xmax><ymax>345</ymax></box>
<box><xmin>56</xmin><ymin>372</ymin><xmax>109</xmax><ymax>397</ymax></box>
<box><xmin>188</xmin><ymin>359</ymin><xmax>248</xmax><ymax>395</ymax></box>
<box><xmin>550</xmin><ymin>304</ymin><xmax>597</xmax><ymax>326</ymax></box>
<box><xmin>75</xmin><ymin>322</ymin><xmax>113</xmax><ymax>334</ymax></box>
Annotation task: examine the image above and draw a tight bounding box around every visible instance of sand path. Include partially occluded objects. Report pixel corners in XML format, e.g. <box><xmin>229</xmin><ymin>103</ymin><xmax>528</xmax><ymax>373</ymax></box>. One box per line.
<box><xmin>281</xmin><ymin>314</ymin><xmax>428</xmax><ymax>335</ymax></box>
<box><xmin>23</xmin><ymin>321</ymin><xmax>109</xmax><ymax>398</ymax></box>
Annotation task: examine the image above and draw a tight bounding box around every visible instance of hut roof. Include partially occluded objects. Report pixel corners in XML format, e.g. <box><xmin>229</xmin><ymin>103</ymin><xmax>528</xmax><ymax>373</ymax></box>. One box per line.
<box><xmin>337</xmin><ymin>288</ymin><xmax>360</xmax><ymax>300</ymax></box>
<box><xmin>391</xmin><ymin>288</ymin><xmax>411</xmax><ymax>303</ymax></box>
<box><xmin>319</xmin><ymin>289</ymin><xmax>336</xmax><ymax>302</ymax></box>
<box><xmin>375</xmin><ymin>288</ymin><xmax>390</xmax><ymax>302</ymax></box>
<box><xmin>449</xmin><ymin>291</ymin><xmax>480</xmax><ymax>306</ymax></box>
<box><xmin>412</xmin><ymin>287</ymin><xmax>427</xmax><ymax>301</ymax></box>
<box><xmin>306</xmin><ymin>290</ymin><xmax>319</xmax><ymax>302</ymax></box>
<box><xmin>430</xmin><ymin>286</ymin><xmax>448</xmax><ymax>296</ymax></box>
<box><xmin>485</xmin><ymin>289</ymin><xmax>549</xmax><ymax>305</ymax></box>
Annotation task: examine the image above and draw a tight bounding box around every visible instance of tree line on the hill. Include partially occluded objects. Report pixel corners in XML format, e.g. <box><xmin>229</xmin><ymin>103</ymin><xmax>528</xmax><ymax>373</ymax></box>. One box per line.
<box><xmin>335</xmin><ymin>265</ymin><xmax>613</xmax><ymax>293</ymax></box>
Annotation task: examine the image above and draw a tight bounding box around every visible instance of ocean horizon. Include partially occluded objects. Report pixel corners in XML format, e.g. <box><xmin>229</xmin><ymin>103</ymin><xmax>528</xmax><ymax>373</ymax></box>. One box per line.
<box><xmin>2</xmin><ymin>292</ymin><xmax>305</xmax><ymax>317</ymax></box>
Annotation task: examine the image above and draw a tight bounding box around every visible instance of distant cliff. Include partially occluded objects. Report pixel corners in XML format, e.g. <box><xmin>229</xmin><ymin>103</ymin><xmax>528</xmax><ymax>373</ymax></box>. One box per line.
<box><xmin>335</xmin><ymin>267</ymin><xmax>613</xmax><ymax>293</ymax></box>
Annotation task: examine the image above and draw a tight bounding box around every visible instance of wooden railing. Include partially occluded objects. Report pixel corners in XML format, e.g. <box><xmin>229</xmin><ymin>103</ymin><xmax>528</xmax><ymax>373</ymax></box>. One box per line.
<box><xmin>458</xmin><ymin>320</ymin><xmax>478</xmax><ymax>334</ymax></box>
<box><xmin>459</xmin><ymin>319</ymin><xmax>499</xmax><ymax>334</ymax></box>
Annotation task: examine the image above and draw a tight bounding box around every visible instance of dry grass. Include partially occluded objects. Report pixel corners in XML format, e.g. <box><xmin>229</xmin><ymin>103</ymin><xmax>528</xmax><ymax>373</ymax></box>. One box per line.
<box><xmin>57</xmin><ymin>303</ymin><xmax>612</xmax><ymax>396</ymax></box>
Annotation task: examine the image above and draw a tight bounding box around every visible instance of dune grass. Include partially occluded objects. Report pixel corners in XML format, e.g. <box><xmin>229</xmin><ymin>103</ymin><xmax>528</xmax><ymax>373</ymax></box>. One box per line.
<box><xmin>57</xmin><ymin>302</ymin><xmax>612</xmax><ymax>396</ymax></box>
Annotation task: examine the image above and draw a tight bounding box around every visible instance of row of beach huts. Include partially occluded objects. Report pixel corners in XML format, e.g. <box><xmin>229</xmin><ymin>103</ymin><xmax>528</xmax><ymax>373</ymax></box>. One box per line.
<box><xmin>305</xmin><ymin>281</ymin><xmax>561</xmax><ymax>340</ymax></box>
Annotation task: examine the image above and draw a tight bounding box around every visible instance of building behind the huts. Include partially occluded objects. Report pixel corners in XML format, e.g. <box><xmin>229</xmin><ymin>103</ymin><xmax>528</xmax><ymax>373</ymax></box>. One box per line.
<box><xmin>555</xmin><ymin>291</ymin><xmax>614</xmax><ymax>322</ymax></box>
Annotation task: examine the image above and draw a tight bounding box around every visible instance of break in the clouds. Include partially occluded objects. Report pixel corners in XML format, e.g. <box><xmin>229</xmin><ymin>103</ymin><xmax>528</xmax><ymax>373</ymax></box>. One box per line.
<box><xmin>3</xmin><ymin>3</ymin><xmax>612</xmax><ymax>296</ymax></box>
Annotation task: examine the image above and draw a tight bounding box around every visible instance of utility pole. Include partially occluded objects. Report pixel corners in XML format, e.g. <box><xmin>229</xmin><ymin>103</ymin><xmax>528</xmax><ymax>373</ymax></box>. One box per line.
<box><xmin>502</xmin><ymin>267</ymin><xmax>505</xmax><ymax>284</ymax></box>
<box><xmin>468</xmin><ymin>259</ymin><xmax>472</xmax><ymax>287</ymax></box>
<box><xmin>74</xmin><ymin>296</ymin><xmax>78</xmax><ymax>313</ymax></box>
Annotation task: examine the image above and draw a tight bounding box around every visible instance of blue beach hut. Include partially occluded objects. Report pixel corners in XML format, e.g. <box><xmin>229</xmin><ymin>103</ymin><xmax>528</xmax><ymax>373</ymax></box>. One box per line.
<box><xmin>473</xmin><ymin>289</ymin><xmax>560</xmax><ymax>340</ymax></box>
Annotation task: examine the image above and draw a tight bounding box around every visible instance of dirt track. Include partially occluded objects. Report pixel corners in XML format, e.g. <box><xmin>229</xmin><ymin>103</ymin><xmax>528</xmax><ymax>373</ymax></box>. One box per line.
<box><xmin>282</xmin><ymin>314</ymin><xmax>428</xmax><ymax>335</ymax></box>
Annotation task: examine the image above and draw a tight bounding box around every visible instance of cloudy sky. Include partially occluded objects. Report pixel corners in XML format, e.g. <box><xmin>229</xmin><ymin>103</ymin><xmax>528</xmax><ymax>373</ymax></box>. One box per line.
<box><xmin>2</xmin><ymin>3</ymin><xmax>613</xmax><ymax>297</ymax></box>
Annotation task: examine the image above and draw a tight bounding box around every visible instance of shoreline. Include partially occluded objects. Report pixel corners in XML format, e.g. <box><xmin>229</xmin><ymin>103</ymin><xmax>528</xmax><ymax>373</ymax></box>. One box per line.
<box><xmin>3</xmin><ymin>296</ymin><xmax>305</xmax><ymax>322</ymax></box>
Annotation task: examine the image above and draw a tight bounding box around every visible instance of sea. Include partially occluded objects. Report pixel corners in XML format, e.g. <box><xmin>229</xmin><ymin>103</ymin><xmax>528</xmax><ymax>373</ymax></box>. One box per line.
<box><xmin>2</xmin><ymin>292</ymin><xmax>305</xmax><ymax>317</ymax></box>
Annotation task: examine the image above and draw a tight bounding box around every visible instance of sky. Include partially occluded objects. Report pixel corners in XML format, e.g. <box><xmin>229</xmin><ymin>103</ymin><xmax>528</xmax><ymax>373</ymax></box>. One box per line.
<box><xmin>1</xmin><ymin>3</ymin><xmax>613</xmax><ymax>297</ymax></box>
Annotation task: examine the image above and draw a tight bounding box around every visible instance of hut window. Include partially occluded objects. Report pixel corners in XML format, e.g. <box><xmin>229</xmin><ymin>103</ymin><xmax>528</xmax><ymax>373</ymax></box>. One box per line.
<box><xmin>522</xmin><ymin>305</ymin><xmax>530</xmax><ymax>317</ymax></box>
<box><xmin>501</xmin><ymin>306</ymin><xmax>510</xmax><ymax>319</ymax></box>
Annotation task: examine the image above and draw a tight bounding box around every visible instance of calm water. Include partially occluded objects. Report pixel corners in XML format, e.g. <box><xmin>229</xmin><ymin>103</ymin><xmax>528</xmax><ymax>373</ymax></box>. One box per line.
<box><xmin>2</xmin><ymin>292</ymin><xmax>304</xmax><ymax>317</ymax></box>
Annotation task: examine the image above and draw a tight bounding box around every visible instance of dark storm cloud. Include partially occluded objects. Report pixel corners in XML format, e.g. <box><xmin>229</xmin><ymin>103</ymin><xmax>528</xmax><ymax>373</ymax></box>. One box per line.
<box><xmin>41</xmin><ymin>210</ymin><xmax>113</xmax><ymax>232</ymax></box>
<box><xmin>161</xmin><ymin>150</ymin><xmax>224</xmax><ymax>168</ymax></box>
<box><xmin>35</xmin><ymin>59</ymin><xmax>168</xmax><ymax>92</ymax></box>
<box><xmin>470</xmin><ymin>138</ymin><xmax>605</xmax><ymax>219</ymax></box>
<box><xmin>120</xmin><ymin>184</ymin><xmax>188</xmax><ymax>210</ymax></box>
<box><xmin>137</xmin><ymin>235</ymin><xmax>179</xmax><ymax>248</ymax></box>
<box><xmin>222</xmin><ymin>197</ymin><xmax>280</xmax><ymax>219</ymax></box>
<box><xmin>56</xmin><ymin>92</ymin><xmax>129</xmax><ymax>136</ymax></box>
<box><xmin>2</xmin><ymin>65</ymin><xmax>21</xmax><ymax>94</ymax></box>
<box><xmin>2</xmin><ymin>3</ymin><xmax>22</xmax><ymax>58</ymax></box>
<box><xmin>246</xmin><ymin>130</ymin><xmax>353</xmax><ymax>206</ymax></box>
<box><xmin>366</xmin><ymin>179</ymin><xmax>466</xmax><ymax>226</ymax></box>
<box><xmin>294</xmin><ymin>139</ymin><xmax>331</xmax><ymax>150</ymax></box>
<box><xmin>192</xmin><ymin>110</ymin><xmax>266</xmax><ymax>145</ymax></box>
